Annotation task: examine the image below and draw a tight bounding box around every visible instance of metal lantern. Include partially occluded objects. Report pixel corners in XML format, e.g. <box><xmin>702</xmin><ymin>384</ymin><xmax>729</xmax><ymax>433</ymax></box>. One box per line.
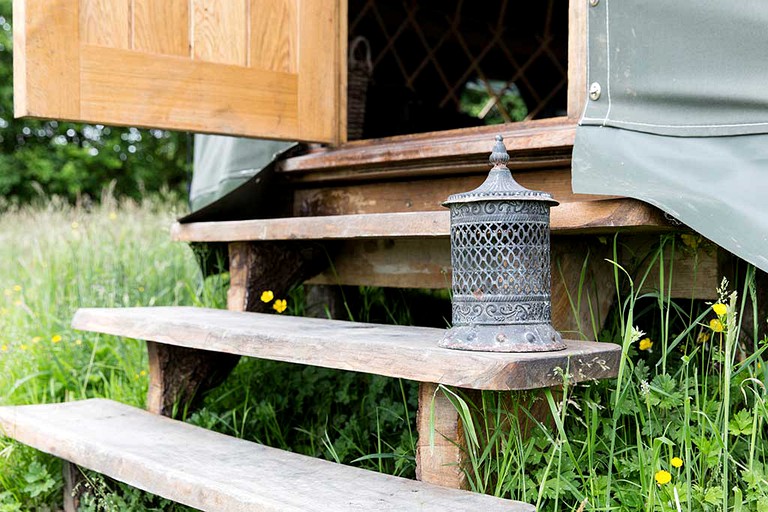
<box><xmin>440</xmin><ymin>135</ymin><xmax>565</xmax><ymax>352</ymax></box>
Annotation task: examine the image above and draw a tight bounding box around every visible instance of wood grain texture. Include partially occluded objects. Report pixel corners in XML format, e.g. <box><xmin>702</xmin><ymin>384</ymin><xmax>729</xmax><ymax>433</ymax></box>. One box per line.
<box><xmin>171</xmin><ymin>200</ymin><xmax>671</xmax><ymax>243</ymax></box>
<box><xmin>13</xmin><ymin>0</ymin><xmax>80</xmax><ymax>118</ymax></box>
<box><xmin>298</xmin><ymin>0</ymin><xmax>342</xmax><ymax>143</ymax></box>
<box><xmin>293</xmin><ymin>170</ymin><xmax>615</xmax><ymax>216</ymax></box>
<box><xmin>79</xmin><ymin>45</ymin><xmax>300</xmax><ymax>138</ymax></box>
<box><xmin>0</xmin><ymin>399</ymin><xmax>534</xmax><ymax>511</ymax></box>
<box><xmin>307</xmin><ymin>239</ymin><xmax>452</xmax><ymax>289</ymax></box>
<box><xmin>280</xmin><ymin>117</ymin><xmax>576</xmax><ymax>180</ymax></box>
<box><xmin>626</xmin><ymin>236</ymin><xmax>720</xmax><ymax>300</ymax></box>
<box><xmin>416</xmin><ymin>382</ymin><xmax>468</xmax><ymax>489</ymax></box>
<box><xmin>133</xmin><ymin>0</ymin><xmax>190</xmax><ymax>56</ymax></box>
<box><xmin>551</xmin><ymin>239</ymin><xmax>617</xmax><ymax>340</ymax></box>
<box><xmin>80</xmin><ymin>0</ymin><xmax>131</xmax><ymax>49</ymax></box>
<box><xmin>72</xmin><ymin>307</ymin><xmax>621</xmax><ymax>390</ymax></box>
<box><xmin>567</xmin><ymin>0</ymin><xmax>587</xmax><ymax>119</ymax></box>
<box><xmin>249</xmin><ymin>0</ymin><xmax>297</xmax><ymax>72</ymax></box>
<box><xmin>192</xmin><ymin>0</ymin><xmax>247</xmax><ymax>65</ymax></box>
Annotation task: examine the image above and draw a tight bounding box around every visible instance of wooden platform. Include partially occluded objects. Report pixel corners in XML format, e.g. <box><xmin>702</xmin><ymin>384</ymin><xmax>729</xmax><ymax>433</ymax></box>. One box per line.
<box><xmin>72</xmin><ymin>306</ymin><xmax>621</xmax><ymax>391</ymax></box>
<box><xmin>171</xmin><ymin>199</ymin><xmax>670</xmax><ymax>242</ymax></box>
<box><xmin>0</xmin><ymin>399</ymin><xmax>534</xmax><ymax>511</ymax></box>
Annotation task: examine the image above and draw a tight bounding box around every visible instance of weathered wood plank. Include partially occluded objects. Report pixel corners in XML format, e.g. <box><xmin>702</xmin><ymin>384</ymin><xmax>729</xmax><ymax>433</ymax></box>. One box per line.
<box><xmin>293</xmin><ymin>171</ymin><xmax>618</xmax><ymax>216</ymax></box>
<box><xmin>0</xmin><ymin>399</ymin><xmax>534</xmax><ymax>511</ymax></box>
<box><xmin>416</xmin><ymin>382</ymin><xmax>469</xmax><ymax>489</ymax></box>
<box><xmin>279</xmin><ymin>117</ymin><xmax>576</xmax><ymax>180</ymax></box>
<box><xmin>171</xmin><ymin>199</ymin><xmax>670</xmax><ymax>242</ymax></box>
<box><xmin>73</xmin><ymin>307</ymin><xmax>621</xmax><ymax>391</ymax></box>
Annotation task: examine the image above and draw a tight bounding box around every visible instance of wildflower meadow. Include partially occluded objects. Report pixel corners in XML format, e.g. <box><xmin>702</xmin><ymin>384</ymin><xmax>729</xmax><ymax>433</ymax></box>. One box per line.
<box><xmin>0</xmin><ymin>194</ymin><xmax>766</xmax><ymax>511</ymax></box>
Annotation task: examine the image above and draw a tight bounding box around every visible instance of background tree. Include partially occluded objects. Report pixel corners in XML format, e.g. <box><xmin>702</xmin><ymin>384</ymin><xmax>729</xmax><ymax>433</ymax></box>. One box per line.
<box><xmin>0</xmin><ymin>0</ymin><xmax>190</xmax><ymax>205</ymax></box>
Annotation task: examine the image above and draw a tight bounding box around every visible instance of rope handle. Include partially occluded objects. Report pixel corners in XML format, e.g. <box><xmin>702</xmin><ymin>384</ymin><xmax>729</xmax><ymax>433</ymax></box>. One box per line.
<box><xmin>349</xmin><ymin>36</ymin><xmax>373</xmax><ymax>74</ymax></box>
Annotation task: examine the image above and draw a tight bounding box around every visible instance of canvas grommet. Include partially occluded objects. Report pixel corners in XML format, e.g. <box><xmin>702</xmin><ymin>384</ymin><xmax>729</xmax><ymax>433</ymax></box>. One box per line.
<box><xmin>589</xmin><ymin>82</ymin><xmax>602</xmax><ymax>100</ymax></box>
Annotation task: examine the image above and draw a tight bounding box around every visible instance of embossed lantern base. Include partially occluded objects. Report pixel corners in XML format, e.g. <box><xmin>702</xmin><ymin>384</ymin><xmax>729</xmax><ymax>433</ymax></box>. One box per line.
<box><xmin>439</xmin><ymin>135</ymin><xmax>565</xmax><ymax>353</ymax></box>
<box><xmin>441</xmin><ymin>324</ymin><xmax>563</xmax><ymax>352</ymax></box>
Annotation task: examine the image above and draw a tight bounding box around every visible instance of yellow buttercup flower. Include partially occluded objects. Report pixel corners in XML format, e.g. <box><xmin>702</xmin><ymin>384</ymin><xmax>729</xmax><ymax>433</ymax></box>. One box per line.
<box><xmin>671</xmin><ymin>457</ymin><xmax>683</xmax><ymax>468</ymax></box>
<box><xmin>12</xmin><ymin>285</ymin><xmax>21</xmax><ymax>292</ymax></box>
<box><xmin>655</xmin><ymin>470</ymin><xmax>672</xmax><ymax>485</ymax></box>
<box><xmin>140</xmin><ymin>370</ymin><xmax>147</xmax><ymax>377</ymax></box>
<box><xmin>19</xmin><ymin>344</ymin><xmax>27</xmax><ymax>351</ymax></box>
<box><xmin>273</xmin><ymin>299</ymin><xmax>287</xmax><ymax>313</ymax></box>
<box><xmin>71</xmin><ymin>221</ymin><xmax>79</xmax><ymax>230</ymax></box>
<box><xmin>260</xmin><ymin>290</ymin><xmax>274</xmax><ymax>303</ymax></box>
<box><xmin>75</xmin><ymin>339</ymin><xmax>82</xmax><ymax>345</ymax></box>
<box><xmin>712</xmin><ymin>303</ymin><xmax>728</xmax><ymax>316</ymax></box>
<box><xmin>639</xmin><ymin>338</ymin><xmax>653</xmax><ymax>351</ymax></box>
<box><xmin>710</xmin><ymin>319</ymin><xmax>724</xmax><ymax>333</ymax></box>
<box><xmin>51</xmin><ymin>334</ymin><xmax>62</xmax><ymax>344</ymax></box>
<box><xmin>0</xmin><ymin>344</ymin><xmax>7</xmax><ymax>352</ymax></box>
<box><xmin>108</xmin><ymin>211</ymin><xmax>117</xmax><ymax>221</ymax></box>
<box><xmin>31</xmin><ymin>336</ymin><xmax>42</xmax><ymax>344</ymax></box>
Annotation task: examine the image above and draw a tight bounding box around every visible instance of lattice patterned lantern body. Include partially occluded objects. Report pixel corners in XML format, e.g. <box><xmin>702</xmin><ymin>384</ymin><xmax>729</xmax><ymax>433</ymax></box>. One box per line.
<box><xmin>440</xmin><ymin>136</ymin><xmax>565</xmax><ymax>352</ymax></box>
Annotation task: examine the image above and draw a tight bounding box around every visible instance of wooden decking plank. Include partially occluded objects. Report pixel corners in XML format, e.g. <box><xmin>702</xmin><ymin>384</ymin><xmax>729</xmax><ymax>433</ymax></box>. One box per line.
<box><xmin>170</xmin><ymin>199</ymin><xmax>670</xmax><ymax>243</ymax></box>
<box><xmin>72</xmin><ymin>307</ymin><xmax>621</xmax><ymax>390</ymax></box>
<box><xmin>0</xmin><ymin>399</ymin><xmax>534</xmax><ymax>511</ymax></box>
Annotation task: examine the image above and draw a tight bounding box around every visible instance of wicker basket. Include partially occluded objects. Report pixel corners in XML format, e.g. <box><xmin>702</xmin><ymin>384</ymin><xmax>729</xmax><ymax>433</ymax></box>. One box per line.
<box><xmin>347</xmin><ymin>36</ymin><xmax>373</xmax><ymax>140</ymax></box>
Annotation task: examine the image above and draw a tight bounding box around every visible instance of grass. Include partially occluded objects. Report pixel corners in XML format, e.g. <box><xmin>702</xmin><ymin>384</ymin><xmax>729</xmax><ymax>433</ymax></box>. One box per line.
<box><xmin>0</xmin><ymin>197</ymin><xmax>767</xmax><ymax>511</ymax></box>
<box><xmin>0</xmin><ymin>194</ymin><xmax>417</xmax><ymax>510</ymax></box>
<box><xmin>441</xmin><ymin>236</ymin><xmax>768</xmax><ymax>511</ymax></box>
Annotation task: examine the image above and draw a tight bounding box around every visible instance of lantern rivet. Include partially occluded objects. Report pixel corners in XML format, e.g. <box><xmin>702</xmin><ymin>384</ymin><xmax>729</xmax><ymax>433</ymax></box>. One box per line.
<box><xmin>439</xmin><ymin>136</ymin><xmax>566</xmax><ymax>352</ymax></box>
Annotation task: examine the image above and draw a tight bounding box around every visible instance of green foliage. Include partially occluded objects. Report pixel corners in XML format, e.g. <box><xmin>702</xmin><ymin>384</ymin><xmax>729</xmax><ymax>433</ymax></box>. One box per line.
<box><xmin>0</xmin><ymin>0</ymin><xmax>189</xmax><ymax>205</ymax></box>
<box><xmin>0</xmin><ymin>197</ymin><xmax>417</xmax><ymax>509</ymax></box>
<box><xmin>2</xmin><ymin>197</ymin><xmax>768</xmax><ymax>510</ymax></box>
<box><xmin>443</xmin><ymin>235</ymin><xmax>768</xmax><ymax>511</ymax></box>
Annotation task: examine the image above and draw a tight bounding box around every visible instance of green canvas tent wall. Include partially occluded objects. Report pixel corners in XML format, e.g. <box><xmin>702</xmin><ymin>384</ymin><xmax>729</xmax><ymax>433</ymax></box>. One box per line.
<box><xmin>573</xmin><ymin>0</ymin><xmax>768</xmax><ymax>273</ymax></box>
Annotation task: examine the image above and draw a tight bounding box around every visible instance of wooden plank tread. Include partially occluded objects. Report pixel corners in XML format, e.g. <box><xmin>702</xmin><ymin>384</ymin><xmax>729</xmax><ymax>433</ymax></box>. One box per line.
<box><xmin>72</xmin><ymin>307</ymin><xmax>621</xmax><ymax>390</ymax></box>
<box><xmin>171</xmin><ymin>199</ymin><xmax>670</xmax><ymax>242</ymax></box>
<box><xmin>0</xmin><ymin>399</ymin><xmax>534</xmax><ymax>511</ymax></box>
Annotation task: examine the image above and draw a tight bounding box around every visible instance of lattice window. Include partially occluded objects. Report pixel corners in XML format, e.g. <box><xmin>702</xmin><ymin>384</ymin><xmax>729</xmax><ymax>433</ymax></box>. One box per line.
<box><xmin>350</xmin><ymin>0</ymin><xmax>568</xmax><ymax>138</ymax></box>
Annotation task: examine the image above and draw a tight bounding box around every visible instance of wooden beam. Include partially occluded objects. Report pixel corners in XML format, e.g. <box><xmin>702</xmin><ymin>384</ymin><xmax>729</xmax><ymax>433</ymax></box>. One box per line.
<box><xmin>292</xmin><ymin>170</ymin><xmax>619</xmax><ymax>216</ymax></box>
<box><xmin>73</xmin><ymin>306</ymin><xmax>621</xmax><ymax>391</ymax></box>
<box><xmin>171</xmin><ymin>199</ymin><xmax>671</xmax><ymax>243</ymax></box>
<box><xmin>279</xmin><ymin>117</ymin><xmax>576</xmax><ymax>182</ymax></box>
<box><xmin>567</xmin><ymin>0</ymin><xmax>588</xmax><ymax>120</ymax></box>
<box><xmin>145</xmin><ymin>242</ymin><xmax>325</xmax><ymax>416</ymax></box>
<box><xmin>0</xmin><ymin>399</ymin><xmax>534</xmax><ymax>511</ymax></box>
<box><xmin>416</xmin><ymin>382</ymin><xmax>470</xmax><ymax>489</ymax></box>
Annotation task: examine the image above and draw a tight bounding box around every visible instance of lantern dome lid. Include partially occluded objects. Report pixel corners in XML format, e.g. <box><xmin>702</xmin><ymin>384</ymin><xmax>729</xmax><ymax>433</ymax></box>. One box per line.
<box><xmin>443</xmin><ymin>135</ymin><xmax>559</xmax><ymax>206</ymax></box>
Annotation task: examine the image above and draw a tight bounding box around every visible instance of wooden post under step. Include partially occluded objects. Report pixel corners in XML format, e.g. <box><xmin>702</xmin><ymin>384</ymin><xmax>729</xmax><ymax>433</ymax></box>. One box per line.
<box><xmin>415</xmin><ymin>239</ymin><xmax>617</xmax><ymax>489</ymax></box>
<box><xmin>146</xmin><ymin>241</ymin><xmax>327</xmax><ymax>416</ymax></box>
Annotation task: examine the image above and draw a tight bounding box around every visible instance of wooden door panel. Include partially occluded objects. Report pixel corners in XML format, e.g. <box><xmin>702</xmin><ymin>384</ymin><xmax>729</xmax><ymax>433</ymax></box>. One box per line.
<box><xmin>13</xmin><ymin>0</ymin><xmax>345</xmax><ymax>143</ymax></box>
<box><xmin>132</xmin><ymin>0</ymin><xmax>190</xmax><ymax>56</ymax></box>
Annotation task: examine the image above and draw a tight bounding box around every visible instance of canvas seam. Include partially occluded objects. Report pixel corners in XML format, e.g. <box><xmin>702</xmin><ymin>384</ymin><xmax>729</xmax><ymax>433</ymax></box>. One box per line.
<box><xmin>582</xmin><ymin>116</ymin><xmax>768</xmax><ymax>129</ymax></box>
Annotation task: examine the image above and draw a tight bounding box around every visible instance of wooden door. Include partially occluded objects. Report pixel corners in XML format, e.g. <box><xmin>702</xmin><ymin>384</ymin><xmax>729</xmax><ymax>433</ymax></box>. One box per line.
<box><xmin>13</xmin><ymin>0</ymin><xmax>346</xmax><ymax>143</ymax></box>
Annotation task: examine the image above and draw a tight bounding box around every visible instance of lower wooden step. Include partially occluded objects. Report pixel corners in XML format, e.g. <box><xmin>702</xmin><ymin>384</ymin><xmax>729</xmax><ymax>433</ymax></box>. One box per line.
<box><xmin>72</xmin><ymin>307</ymin><xmax>622</xmax><ymax>390</ymax></box>
<box><xmin>0</xmin><ymin>399</ymin><xmax>534</xmax><ymax>511</ymax></box>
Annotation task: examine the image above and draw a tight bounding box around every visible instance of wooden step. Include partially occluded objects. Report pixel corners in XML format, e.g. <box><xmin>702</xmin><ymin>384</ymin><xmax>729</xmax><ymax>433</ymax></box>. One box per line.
<box><xmin>72</xmin><ymin>307</ymin><xmax>621</xmax><ymax>390</ymax></box>
<box><xmin>0</xmin><ymin>399</ymin><xmax>534</xmax><ymax>511</ymax></box>
<box><xmin>171</xmin><ymin>199</ymin><xmax>670</xmax><ymax>242</ymax></box>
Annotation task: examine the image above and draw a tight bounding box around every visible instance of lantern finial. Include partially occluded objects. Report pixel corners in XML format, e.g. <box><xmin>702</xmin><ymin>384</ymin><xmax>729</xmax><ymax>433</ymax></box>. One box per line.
<box><xmin>489</xmin><ymin>135</ymin><xmax>509</xmax><ymax>167</ymax></box>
